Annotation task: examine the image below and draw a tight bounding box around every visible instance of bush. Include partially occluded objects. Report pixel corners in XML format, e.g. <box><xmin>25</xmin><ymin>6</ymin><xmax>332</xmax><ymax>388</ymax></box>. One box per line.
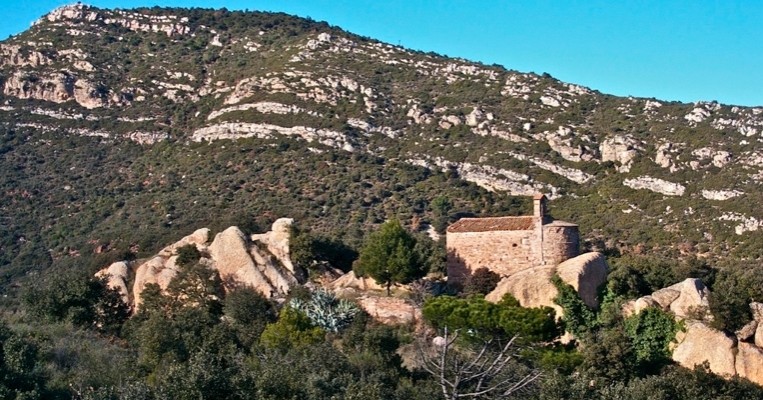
<box><xmin>624</xmin><ymin>308</ymin><xmax>681</xmax><ymax>372</ymax></box>
<box><xmin>463</xmin><ymin>267</ymin><xmax>500</xmax><ymax>295</ymax></box>
<box><xmin>552</xmin><ymin>275</ymin><xmax>598</xmax><ymax>338</ymax></box>
<box><xmin>422</xmin><ymin>294</ymin><xmax>560</xmax><ymax>342</ymax></box>
<box><xmin>708</xmin><ymin>264</ymin><xmax>763</xmax><ymax>331</ymax></box>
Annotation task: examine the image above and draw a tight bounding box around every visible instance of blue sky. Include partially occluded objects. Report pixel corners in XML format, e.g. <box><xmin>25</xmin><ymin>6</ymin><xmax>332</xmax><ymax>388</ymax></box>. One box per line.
<box><xmin>4</xmin><ymin>1</ymin><xmax>763</xmax><ymax>106</ymax></box>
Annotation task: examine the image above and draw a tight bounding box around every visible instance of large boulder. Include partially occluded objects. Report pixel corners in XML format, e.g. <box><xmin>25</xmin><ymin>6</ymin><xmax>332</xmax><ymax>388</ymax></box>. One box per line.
<box><xmin>737</xmin><ymin>320</ymin><xmax>758</xmax><ymax>342</ymax></box>
<box><xmin>95</xmin><ymin>261</ymin><xmax>131</xmax><ymax>305</ymax></box>
<box><xmin>133</xmin><ymin>256</ymin><xmax>177</xmax><ymax>310</ymax></box>
<box><xmin>158</xmin><ymin>228</ymin><xmax>210</xmax><ymax>257</ymax></box>
<box><xmin>736</xmin><ymin>342</ymin><xmax>763</xmax><ymax>386</ymax></box>
<box><xmin>209</xmin><ymin>226</ymin><xmax>274</xmax><ymax>297</ymax></box>
<box><xmin>672</xmin><ymin>321</ymin><xmax>737</xmax><ymax>377</ymax></box>
<box><xmin>555</xmin><ymin>252</ymin><xmax>609</xmax><ymax>308</ymax></box>
<box><xmin>250</xmin><ymin>218</ymin><xmax>300</xmax><ymax>277</ymax></box>
<box><xmin>668</xmin><ymin>278</ymin><xmax>709</xmax><ymax>319</ymax></box>
<box><xmin>486</xmin><ymin>266</ymin><xmax>559</xmax><ymax>314</ymax></box>
<box><xmin>485</xmin><ymin>252</ymin><xmax>608</xmax><ymax>317</ymax></box>
<box><xmin>357</xmin><ymin>296</ymin><xmax>420</xmax><ymax>325</ymax></box>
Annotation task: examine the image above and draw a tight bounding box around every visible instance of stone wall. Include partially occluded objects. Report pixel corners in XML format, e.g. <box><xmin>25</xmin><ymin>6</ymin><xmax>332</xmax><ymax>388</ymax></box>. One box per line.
<box><xmin>447</xmin><ymin>229</ymin><xmax>536</xmax><ymax>286</ymax></box>
<box><xmin>542</xmin><ymin>224</ymin><xmax>579</xmax><ymax>266</ymax></box>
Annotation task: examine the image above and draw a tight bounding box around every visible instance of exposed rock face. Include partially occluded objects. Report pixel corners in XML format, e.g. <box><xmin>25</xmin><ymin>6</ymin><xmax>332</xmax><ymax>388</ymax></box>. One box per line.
<box><xmin>556</xmin><ymin>252</ymin><xmax>608</xmax><ymax>309</ymax></box>
<box><xmin>600</xmin><ymin>135</ymin><xmax>640</xmax><ymax>172</ymax></box>
<box><xmin>209</xmin><ymin>226</ymin><xmax>276</xmax><ymax>296</ymax></box>
<box><xmin>486</xmin><ymin>266</ymin><xmax>561</xmax><ymax>315</ymax></box>
<box><xmin>736</xmin><ymin>343</ymin><xmax>763</xmax><ymax>385</ymax></box>
<box><xmin>623</xmin><ymin>176</ymin><xmax>685</xmax><ymax>196</ymax></box>
<box><xmin>191</xmin><ymin>122</ymin><xmax>356</xmax><ymax>152</ymax></box>
<box><xmin>2</xmin><ymin>71</ymin><xmax>106</xmax><ymax>108</ymax></box>
<box><xmin>0</xmin><ymin>44</ymin><xmax>52</xmax><ymax>67</ymax></box>
<box><xmin>111</xmin><ymin>222</ymin><xmax>303</xmax><ymax>311</ymax></box>
<box><xmin>655</xmin><ymin>142</ymin><xmax>681</xmax><ymax>172</ymax></box>
<box><xmin>702</xmin><ymin>189</ymin><xmax>743</xmax><ymax>201</ymax></box>
<box><xmin>328</xmin><ymin>270</ymin><xmax>385</xmax><ymax>293</ymax></box>
<box><xmin>623</xmin><ymin>278</ymin><xmax>709</xmax><ymax>319</ymax></box>
<box><xmin>357</xmin><ymin>295</ymin><xmax>420</xmax><ymax>325</ymax></box>
<box><xmin>485</xmin><ymin>252</ymin><xmax>608</xmax><ymax>317</ymax></box>
<box><xmin>672</xmin><ymin>322</ymin><xmax>736</xmax><ymax>377</ymax></box>
<box><xmin>95</xmin><ymin>261</ymin><xmax>131</xmax><ymax>305</ymax></box>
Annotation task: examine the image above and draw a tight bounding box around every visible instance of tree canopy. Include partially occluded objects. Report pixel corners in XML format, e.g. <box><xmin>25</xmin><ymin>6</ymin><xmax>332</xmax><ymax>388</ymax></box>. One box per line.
<box><xmin>354</xmin><ymin>220</ymin><xmax>425</xmax><ymax>295</ymax></box>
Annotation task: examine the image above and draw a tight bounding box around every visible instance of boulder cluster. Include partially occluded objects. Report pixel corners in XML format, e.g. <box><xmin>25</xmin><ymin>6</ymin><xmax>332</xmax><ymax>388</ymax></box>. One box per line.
<box><xmin>626</xmin><ymin>279</ymin><xmax>763</xmax><ymax>386</ymax></box>
<box><xmin>97</xmin><ymin>218</ymin><xmax>302</xmax><ymax>312</ymax></box>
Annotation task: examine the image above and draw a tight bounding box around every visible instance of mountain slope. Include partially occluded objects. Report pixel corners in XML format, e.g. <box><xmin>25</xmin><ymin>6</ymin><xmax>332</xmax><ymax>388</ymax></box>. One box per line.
<box><xmin>2</xmin><ymin>4</ymin><xmax>763</xmax><ymax>281</ymax></box>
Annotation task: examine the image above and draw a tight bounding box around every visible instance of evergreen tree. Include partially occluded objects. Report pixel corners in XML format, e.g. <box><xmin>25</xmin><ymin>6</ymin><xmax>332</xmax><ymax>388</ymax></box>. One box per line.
<box><xmin>354</xmin><ymin>220</ymin><xmax>425</xmax><ymax>295</ymax></box>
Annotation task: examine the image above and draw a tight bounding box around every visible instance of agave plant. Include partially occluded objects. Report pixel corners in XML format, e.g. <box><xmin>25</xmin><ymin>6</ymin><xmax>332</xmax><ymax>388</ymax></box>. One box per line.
<box><xmin>289</xmin><ymin>290</ymin><xmax>360</xmax><ymax>333</ymax></box>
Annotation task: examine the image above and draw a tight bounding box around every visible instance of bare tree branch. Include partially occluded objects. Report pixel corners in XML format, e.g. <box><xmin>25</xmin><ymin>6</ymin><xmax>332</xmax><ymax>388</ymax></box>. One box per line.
<box><xmin>417</xmin><ymin>329</ymin><xmax>540</xmax><ymax>400</ymax></box>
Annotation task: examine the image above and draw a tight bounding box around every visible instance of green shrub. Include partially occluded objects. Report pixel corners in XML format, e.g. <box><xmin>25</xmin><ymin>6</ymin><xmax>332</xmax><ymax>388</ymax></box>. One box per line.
<box><xmin>624</xmin><ymin>308</ymin><xmax>681</xmax><ymax>371</ymax></box>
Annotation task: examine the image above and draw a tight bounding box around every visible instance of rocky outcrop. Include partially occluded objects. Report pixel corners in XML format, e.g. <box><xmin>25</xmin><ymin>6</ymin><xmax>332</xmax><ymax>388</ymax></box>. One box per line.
<box><xmin>2</xmin><ymin>71</ymin><xmax>106</xmax><ymax>109</ymax></box>
<box><xmin>104</xmin><ymin>222</ymin><xmax>303</xmax><ymax>312</ymax></box>
<box><xmin>672</xmin><ymin>321</ymin><xmax>737</xmax><ymax>377</ymax></box>
<box><xmin>600</xmin><ymin>135</ymin><xmax>640</xmax><ymax>172</ymax></box>
<box><xmin>718</xmin><ymin>212</ymin><xmax>762</xmax><ymax>235</ymax></box>
<box><xmin>328</xmin><ymin>270</ymin><xmax>386</xmax><ymax>293</ymax></box>
<box><xmin>556</xmin><ymin>252</ymin><xmax>609</xmax><ymax>309</ymax></box>
<box><xmin>0</xmin><ymin>44</ymin><xmax>52</xmax><ymax>67</ymax></box>
<box><xmin>209</xmin><ymin>227</ymin><xmax>277</xmax><ymax>296</ymax></box>
<box><xmin>95</xmin><ymin>261</ymin><xmax>131</xmax><ymax>305</ymax></box>
<box><xmin>250</xmin><ymin>218</ymin><xmax>299</xmax><ymax>277</ymax></box>
<box><xmin>209</xmin><ymin>225</ymin><xmax>300</xmax><ymax>297</ymax></box>
<box><xmin>701</xmin><ymin>189</ymin><xmax>743</xmax><ymax>201</ymax></box>
<box><xmin>622</xmin><ymin>278</ymin><xmax>709</xmax><ymax>319</ymax></box>
<box><xmin>623</xmin><ymin>176</ymin><xmax>685</xmax><ymax>196</ymax></box>
<box><xmin>132</xmin><ymin>256</ymin><xmax>179</xmax><ymax>310</ymax></box>
<box><xmin>357</xmin><ymin>295</ymin><xmax>420</xmax><ymax>325</ymax></box>
<box><xmin>485</xmin><ymin>252</ymin><xmax>608</xmax><ymax>316</ymax></box>
<box><xmin>191</xmin><ymin>122</ymin><xmax>356</xmax><ymax>152</ymax></box>
<box><xmin>42</xmin><ymin>4</ymin><xmax>190</xmax><ymax>37</ymax></box>
<box><xmin>626</xmin><ymin>284</ymin><xmax>763</xmax><ymax>386</ymax></box>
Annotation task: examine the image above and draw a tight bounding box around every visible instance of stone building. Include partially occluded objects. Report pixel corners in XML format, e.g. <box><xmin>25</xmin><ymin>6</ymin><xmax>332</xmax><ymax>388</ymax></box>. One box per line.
<box><xmin>446</xmin><ymin>194</ymin><xmax>579</xmax><ymax>286</ymax></box>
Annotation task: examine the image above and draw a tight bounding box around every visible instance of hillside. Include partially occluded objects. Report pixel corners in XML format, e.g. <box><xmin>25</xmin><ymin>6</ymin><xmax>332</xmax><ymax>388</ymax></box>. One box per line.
<box><xmin>2</xmin><ymin>4</ymin><xmax>763</xmax><ymax>282</ymax></box>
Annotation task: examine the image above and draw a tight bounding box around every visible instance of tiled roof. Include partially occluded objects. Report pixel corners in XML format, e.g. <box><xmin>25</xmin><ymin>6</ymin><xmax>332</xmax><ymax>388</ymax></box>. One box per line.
<box><xmin>447</xmin><ymin>216</ymin><xmax>536</xmax><ymax>233</ymax></box>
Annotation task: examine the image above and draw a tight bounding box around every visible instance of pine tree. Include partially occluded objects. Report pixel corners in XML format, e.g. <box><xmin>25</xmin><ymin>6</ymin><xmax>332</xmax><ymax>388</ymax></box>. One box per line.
<box><xmin>354</xmin><ymin>220</ymin><xmax>425</xmax><ymax>295</ymax></box>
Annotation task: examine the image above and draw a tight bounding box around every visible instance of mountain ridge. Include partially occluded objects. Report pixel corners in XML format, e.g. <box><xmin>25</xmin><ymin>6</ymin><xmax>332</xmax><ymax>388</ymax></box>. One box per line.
<box><xmin>2</xmin><ymin>3</ymin><xmax>763</xmax><ymax>282</ymax></box>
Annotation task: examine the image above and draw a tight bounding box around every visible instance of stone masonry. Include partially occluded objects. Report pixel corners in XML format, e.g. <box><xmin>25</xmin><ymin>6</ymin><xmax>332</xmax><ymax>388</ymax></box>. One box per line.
<box><xmin>446</xmin><ymin>194</ymin><xmax>579</xmax><ymax>286</ymax></box>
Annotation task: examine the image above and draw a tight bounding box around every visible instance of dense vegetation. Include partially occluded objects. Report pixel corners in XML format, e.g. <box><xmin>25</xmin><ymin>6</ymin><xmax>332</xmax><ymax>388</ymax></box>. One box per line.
<box><xmin>3</xmin><ymin>245</ymin><xmax>763</xmax><ymax>399</ymax></box>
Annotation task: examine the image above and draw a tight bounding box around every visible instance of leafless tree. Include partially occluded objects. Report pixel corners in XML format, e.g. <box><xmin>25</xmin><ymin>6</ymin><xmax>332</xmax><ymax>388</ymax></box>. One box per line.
<box><xmin>417</xmin><ymin>327</ymin><xmax>541</xmax><ymax>400</ymax></box>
